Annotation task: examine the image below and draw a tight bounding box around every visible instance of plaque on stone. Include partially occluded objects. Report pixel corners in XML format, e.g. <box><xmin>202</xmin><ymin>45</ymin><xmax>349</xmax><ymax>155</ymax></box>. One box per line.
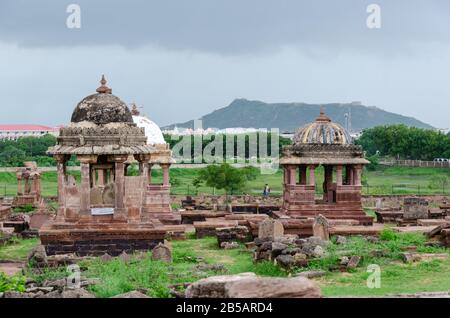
<box><xmin>91</xmin><ymin>207</ymin><xmax>114</xmax><ymax>215</ymax></box>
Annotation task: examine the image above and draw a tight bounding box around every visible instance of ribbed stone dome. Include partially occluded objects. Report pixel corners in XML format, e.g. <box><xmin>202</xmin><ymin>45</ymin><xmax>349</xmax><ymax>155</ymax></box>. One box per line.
<box><xmin>293</xmin><ymin>109</ymin><xmax>352</xmax><ymax>145</ymax></box>
<box><xmin>70</xmin><ymin>76</ymin><xmax>133</xmax><ymax>125</ymax></box>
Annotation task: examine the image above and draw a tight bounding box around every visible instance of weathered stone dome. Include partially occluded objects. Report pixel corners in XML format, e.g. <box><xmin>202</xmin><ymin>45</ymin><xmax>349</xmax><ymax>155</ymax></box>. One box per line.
<box><xmin>293</xmin><ymin>109</ymin><xmax>352</xmax><ymax>145</ymax></box>
<box><xmin>70</xmin><ymin>76</ymin><xmax>133</xmax><ymax>125</ymax></box>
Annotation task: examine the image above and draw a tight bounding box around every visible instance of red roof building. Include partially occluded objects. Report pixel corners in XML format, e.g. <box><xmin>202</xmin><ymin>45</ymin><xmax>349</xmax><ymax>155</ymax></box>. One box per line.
<box><xmin>0</xmin><ymin>124</ymin><xmax>59</xmax><ymax>140</ymax></box>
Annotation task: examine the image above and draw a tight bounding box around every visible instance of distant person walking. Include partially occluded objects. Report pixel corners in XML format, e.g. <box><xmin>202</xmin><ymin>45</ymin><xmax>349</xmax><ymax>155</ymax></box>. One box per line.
<box><xmin>263</xmin><ymin>184</ymin><xmax>271</xmax><ymax>198</ymax></box>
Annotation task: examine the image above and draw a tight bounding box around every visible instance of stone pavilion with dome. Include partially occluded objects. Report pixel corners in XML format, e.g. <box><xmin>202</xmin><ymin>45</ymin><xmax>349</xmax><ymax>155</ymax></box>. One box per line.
<box><xmin>280</xmin><ymin>109</ymin><xmax>372</xmax><ymax>225</ymax></box>
<box><xmin>40</xmin><ymin>76</ymin><xmax>176</xmax><ymax>256</ymax></box>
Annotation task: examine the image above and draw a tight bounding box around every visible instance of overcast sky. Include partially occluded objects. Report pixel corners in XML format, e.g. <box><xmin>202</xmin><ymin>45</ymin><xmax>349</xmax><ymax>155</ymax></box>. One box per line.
<box><xmin>0</xmin><ymin>0</ymin><xmax>449</xmax><ymax>128</ymax></box>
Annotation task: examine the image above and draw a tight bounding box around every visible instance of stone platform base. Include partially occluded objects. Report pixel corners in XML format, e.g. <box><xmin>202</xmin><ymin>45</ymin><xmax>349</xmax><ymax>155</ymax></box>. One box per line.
<box><xmin>40</xmin><ymin>223</ymin><xmax>166</xmax><ymax>256</ymax></box>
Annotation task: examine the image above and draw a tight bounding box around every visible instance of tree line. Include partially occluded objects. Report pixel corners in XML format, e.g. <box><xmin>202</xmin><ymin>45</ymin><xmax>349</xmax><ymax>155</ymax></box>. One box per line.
<box><xmin>1</xmin><ymin>125</ymin><xmax>449</xmax><ymax>167</ymax></box>
<box><xmin>355</xmin><ymin>125</ymin><xmax>450</xmax><ymax>160</ymax></box>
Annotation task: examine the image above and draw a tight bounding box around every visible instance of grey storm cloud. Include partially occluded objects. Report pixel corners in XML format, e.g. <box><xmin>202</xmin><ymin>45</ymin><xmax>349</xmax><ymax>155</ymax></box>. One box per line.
<box><xmin>0</xmin><ymin>0</ymin><xmax>449</xmax><ymax>54</ymax></box>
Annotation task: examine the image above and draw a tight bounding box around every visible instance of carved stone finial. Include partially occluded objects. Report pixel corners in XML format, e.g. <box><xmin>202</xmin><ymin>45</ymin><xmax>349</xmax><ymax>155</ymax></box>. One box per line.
<box><xmin>130</xmin><ymin>102</ymin><xmax>140</xmax><ymax>116</ymax></box>
<box><xmin>316</xmin><ymin>106</ymin><xmax>331</xmax><ymax>122</ymax></box>
<box><xmin>96</xmin><ymin>75</ymin><xmax>112</xmax><ymax>94</ymax></box>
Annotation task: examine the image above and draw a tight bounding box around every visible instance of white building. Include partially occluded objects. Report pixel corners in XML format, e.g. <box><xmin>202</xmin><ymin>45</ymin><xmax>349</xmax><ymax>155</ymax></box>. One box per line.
<box><xmin>0</xmin><ymin>124</ymin><xmax>59</xmax><ymax>140</ymax></box>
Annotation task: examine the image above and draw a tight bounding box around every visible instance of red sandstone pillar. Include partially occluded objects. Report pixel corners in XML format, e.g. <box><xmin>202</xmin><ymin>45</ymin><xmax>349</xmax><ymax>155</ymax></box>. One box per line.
<box><xmin>289</xmin><ymin>166</ymin><xmax>297</xmax><ymax>185</ymax></box>
<box><xmin>283</xmin><ymin>165</ymin><xmax>288</xmax><ymax>185</ymax></box>
<box><xmin>309</xmin><ymin>165</ymin><xmax>316</xmax><ymax>186</ymax></box>
<box><xmin>114</xmin><ymin>157</ymin><xmax>127</xmax><ymax>214</ymax></box>
<box><xmin>90</xmin><ymin>168</ymin><xmax>96</xmax><ymax>187</ymax></box>
<box><xmin>162</xmin><ymin>164</ymin><xmax>170</xmax><ymax>186</ymax></box>
<box><xmin>55</xmin><ymin>155</ymin><xmax>68</xmax><ymax>221</ymax></box>
<box><xmin>97</xmin><ymin>169</ymin><xmax>106</xmax><ymax>186</ymax></box>
<box><xmin>336</xmin><ymin>165</ymin><xmax>343</xmax><ymax>186</ymax></box>
<box><xmin>79</xmin><ymin>160</ymin><xmax>91</xmax><ymax>216</ymax></box>
<box><xmin>354</xmin><ymin>165</ymin><xmax>362</xmax><ymax>186</ymax></box>
<box><xmin>24</xmin><ymin>177</ymin><xmax>30</xmax><ymax>194</ymax></box>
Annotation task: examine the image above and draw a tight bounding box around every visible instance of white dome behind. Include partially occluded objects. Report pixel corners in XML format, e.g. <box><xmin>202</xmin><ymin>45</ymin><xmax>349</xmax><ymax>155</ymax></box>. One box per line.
<box><xmin>132</xmin><ymin>115</ymin><xmax>166</xmax><ymax>145</ymax></box>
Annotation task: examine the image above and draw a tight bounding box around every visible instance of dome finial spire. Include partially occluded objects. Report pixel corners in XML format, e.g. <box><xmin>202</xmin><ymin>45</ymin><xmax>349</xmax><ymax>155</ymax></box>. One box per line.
<box><xmin>96</xmin><ymin>74</ymin><xmax>112</xmax><ymax>94</ymax></box>
<box><xmin>316</xmin><ymin>106</ymin><xmax>331</xmax><ymax>122</ymax></box>
<box><xmin>130</xmin><ymin>102</ymin><xmax>140</xmax><ymax>116</ymax></box>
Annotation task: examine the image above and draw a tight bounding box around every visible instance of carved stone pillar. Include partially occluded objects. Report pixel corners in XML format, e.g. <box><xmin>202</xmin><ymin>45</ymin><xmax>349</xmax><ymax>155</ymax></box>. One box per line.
<box><xmin>112</xmin><ymin>155</ymin><xmax>128</xmax><ymax>220</ymax></box>
<box><xmin>354</xmin><ymin>165</ymin><xmax>362</xmax><ymax>186</ymax></box>
<box><xmin>309</xmin><ymin>165</ymin><xmax>316</xmax><ymax>186</ymax></box>
<box><xmin>24</xmin><ymin>177</ymin><xmax>30</xmax><ymax>194</ymax></box>
<box><xmin>161</xmin><ymin>163</ymin><xmax>170</xmax><ymax>186</ymax></box>
<box><xmin>78</xmin><ymin>155</ymin><xmax>97</xmax><ymax>218</ymax></box>
<box><xmin>287</xmin><ymin>166</ymin><xmax>296</xmax><ymax>185</ymax></box>
<box><xmin>55</xmin><ymin>154</ymin><xmax>69</xmax><ymax>221</ymax></box>
<box><xmin>336</xmin><ymin>165</ymin><xmax>343</xmax><ymax>186</ymax></box>
<box><xmin>97</xmin><ymin>169</ymin><xmax>106</xmax><ymax>187</ymax></box>
<box><xmin>136</xmin><ymin>154</ymin><xmax>151</xmax><ymax>188</ymax></box>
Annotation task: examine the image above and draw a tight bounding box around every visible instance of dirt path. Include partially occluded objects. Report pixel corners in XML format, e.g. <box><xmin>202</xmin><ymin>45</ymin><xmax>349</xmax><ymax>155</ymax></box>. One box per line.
<box><xmin>0</xmin><ymin>262</ymin><xmax>24</xmax><ymax>276</ymax></box>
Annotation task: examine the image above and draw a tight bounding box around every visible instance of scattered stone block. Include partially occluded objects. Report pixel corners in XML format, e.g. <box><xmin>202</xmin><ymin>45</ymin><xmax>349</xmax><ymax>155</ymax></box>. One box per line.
<box><xmin>312</xmin><ymin>214</ymin><xmax>330</xmax><ymax>241</ymax></box>
<box><xmin>220</xmin><ymin>241</ymin><xmax>239</xmax><ymax>249</ymax></box>
<box><xmin>27</xmin><ymin>245</ymin><xmax>48</xmax><ymax>267</ymax></box>
<box><xmin>216</xmin><ymin>226</ymin><xmax>251</xmax><ymax>246</ymax></box>
<box><xmin>100</xmin><ymin>253</ymin><xmax>113</xmax><ymax>262</ymax></box>
<box><xmin>275</xmin><ymin>254</ymin><xmax>294</xmax><ymax>269</ymax></box>
<box><xmin>186</xmin><ymin>273</ymin><xmax>321</xmax><ymax>298</ymax></box>
<box><xmin>258</xmin><ymin>219</ymin><xmax>284</xmax><ymax>240</ymax></box>
<box><xmin>151</xmin><ymin>243</ymin><xmax>172</xmax><ymax>263</ymax></box>
<box><xmin>335</xmin><ymin>235</ymin><xmax>347</xmax><ymax>245</ymax></box>
<box><xmin>119</xmin><ymin>251</ymin><xmax>131</xmax><ymax>263</ymax></box>
<box><xmin>111</xmin><ymin>291</ymin><xmax>150</xmax><ymax>298</ymax></box>
<box><xmin>294</xmin><ymin>270</ymin><xmax>326</xmax><ymax>279</ymax></box>
<box><xmin>346</xmin><ymin>256</ymin><xmax>361</xmax><ymax>269</ymax></box>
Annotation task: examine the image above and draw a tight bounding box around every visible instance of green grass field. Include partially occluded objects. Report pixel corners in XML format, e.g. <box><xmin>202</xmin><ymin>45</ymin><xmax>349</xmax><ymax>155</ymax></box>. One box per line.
<box><xmin>0</xmin><ymin>166</ymin><xmax>449</xmax><ymax>197</ymax></box>
<box><xmin>1</xmin><ymin>230</ymin><xmax>449</xmax><ymax>297</ymax></box>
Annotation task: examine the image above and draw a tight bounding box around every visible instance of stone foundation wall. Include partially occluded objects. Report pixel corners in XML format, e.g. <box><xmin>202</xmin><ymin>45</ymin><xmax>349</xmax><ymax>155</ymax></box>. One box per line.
<box><xmin>362</xmin><ymin>195</ymin><xmax>450</xmax><ymax>207</ymax></box>
<box><xmin>42</xmin><ymin>238</ymin><xmax>163</xmax><ymax>256</ymax></box>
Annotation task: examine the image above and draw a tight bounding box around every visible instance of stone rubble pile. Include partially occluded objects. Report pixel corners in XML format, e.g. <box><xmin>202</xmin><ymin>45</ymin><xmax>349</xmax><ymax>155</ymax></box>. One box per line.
<box><xmin>253</xmin><ymin>236</ymin><xmax>329</xmax><ymax>270</ymax></box>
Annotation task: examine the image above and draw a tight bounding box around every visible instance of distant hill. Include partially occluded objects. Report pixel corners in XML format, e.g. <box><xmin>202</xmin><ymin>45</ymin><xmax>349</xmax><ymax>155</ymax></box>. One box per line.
<box><xmin>163</xmin><ymin>99</ymin><xmax>433</xmax><ymax>132</ymax></box>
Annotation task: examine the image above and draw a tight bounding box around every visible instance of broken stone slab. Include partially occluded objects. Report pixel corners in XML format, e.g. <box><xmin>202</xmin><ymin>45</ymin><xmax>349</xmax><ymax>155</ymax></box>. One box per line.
<box><xmin>220</xmin><ymin>241</ymin><xmax>239</xmax><ymax>250</ymax></box>
<box><xmin>275</xmin><ymin>254</ymin><xmax>294</xmax><ymax>269</ymax></box>
<box><xmin>271</xmin><ymin>242</ymin><xmax>288</xmax><ymax>258</ymax></box>
<box><xmin>119</xmin><ymin>251</ymin><xmax>131</xmax><ymax>262</ymax></box>
<box><xmin>294</xmin><ymin>270</ymin><xmax>326</xmax><ymax>279</ymax></box>
<box><xmin>335</xmin><ymin>235</ymin><xmax>347</xmax><ymax>245</ymax></box>
<box><xmin>151</xmin><ymin>243</ymin><xmax>172</xmax><ymax>263</ymax></box>
<box><xmin>185</xmin><ymin>273</ymin><xmax>321</xmax><ymax>298</ymax></box>
<box><xmin>401</xmin><ymin>252</ymin><xmax>449</xmax><ymax>264</ymax></box>
<box><xmin>258</xmin><ymin>219</ymin><xmax>284</xmax><ymax>240</ymax></box>
<box><xmin>27</xmin><ymin>245</ymin><xmax>47</xmax><ymax>267</ymax></box>
<box><xmin>37</xmin><ymin>288</ymin><xmax>96</xmax><ymax>298</ymax></box>
<box><xmin>346</xmin><ymin>256</ymin><xmax>361</xmax><ymax>269</ymax></box>
<box><xmin>340</xmin><ymin>256</ymin><xmax>350</xmax><ymax>266</ymax></box>
<box><xmin>312</xmin><ymin>214</ymin><xmax>330</xmax><ymax>241</ymax></box>
<box><xmin>111</xmin><ymin>291</ymin><xmax>150</xmax><ymax>298</ymax></box>
<box><xmin>387</xmin><ymin>291</ymin><xmax>450</xmax><ymax>298</ymax></box>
